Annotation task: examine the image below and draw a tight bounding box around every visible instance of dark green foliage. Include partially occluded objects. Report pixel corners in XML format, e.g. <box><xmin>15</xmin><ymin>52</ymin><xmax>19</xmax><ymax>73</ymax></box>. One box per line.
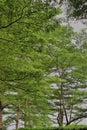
<box><xmin>18</xmin><ymin>127</ymin><xmax>58</xmax><ymax>130</ymax></box>
<box><xmin>18</xmin><ymin>125</ymin><xmax>87</xmax><ymax>130</ymax></box>
<box><xmin>60</xmin><ymin>0</ymin><xmax>87</xmax><ymax>19</ymax></box>
<box><xmin>69</xmin><ymin>0</ymin><xmax>87</xmax><ymax>19</ymax></box>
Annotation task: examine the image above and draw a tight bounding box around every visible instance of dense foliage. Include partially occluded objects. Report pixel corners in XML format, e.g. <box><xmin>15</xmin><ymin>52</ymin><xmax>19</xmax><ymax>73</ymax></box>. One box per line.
<box><xmin>18</xmin><ymin>125</ymin><xmax>87</xmax><ymax>130</ymax></box>
<box><xmin>0</xmin><ymin>0</ymin><xmax>87</xmax><ymax>130</ymax></box>
<box><xmin>60</xmin><ymin>0</ymin><xmax>87</xmax><ymax>19</ymax></box>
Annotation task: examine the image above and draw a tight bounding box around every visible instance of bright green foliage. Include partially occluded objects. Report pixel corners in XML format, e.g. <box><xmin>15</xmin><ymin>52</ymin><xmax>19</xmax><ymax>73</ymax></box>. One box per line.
<box><xmin>0</xmin><ymin>0</ymin><xmax>87</xmax><ymax>129</ymax></box>
<box><xmin>41</xmin><ymin>26</ymin><xmax>87</xmax><ymax>126</ymax></box>
<box><xmin>0</xmin><ymin>0</ymin><xmax>62</xmax><ymax>128</ymax></box>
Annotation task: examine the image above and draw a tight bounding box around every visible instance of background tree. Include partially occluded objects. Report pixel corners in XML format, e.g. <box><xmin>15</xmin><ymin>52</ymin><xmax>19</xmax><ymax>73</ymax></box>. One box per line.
<box><xmin>59</xmin><ymin>0</ymin><xmax>87</xmax><ymax>19</ymax></box>
<box><xmin>45</xmin><ymin>26</ymin><xmax>87</xmax><ymax>126</ymax></box>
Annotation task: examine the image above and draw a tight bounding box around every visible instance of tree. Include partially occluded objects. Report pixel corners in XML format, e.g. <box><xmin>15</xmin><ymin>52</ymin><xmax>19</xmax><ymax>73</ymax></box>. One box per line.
<box><xmin>0</xmin><ymin>0</ymin><xmax>61</xmax><ymax>129</ymax></box>
<box><xmin>1</xmin><ymin>0</ymin><xmax>87</xmax><ymax>129</ymax></box>
<box><xmin>59</xmin><ymin>0</ymin><xmax>87</xmax><ymax>19</ymax></box>
<box><xmin>44</xmin><ymin>26</ymin><xmax>87</xmax><ymax>126</ymax></box>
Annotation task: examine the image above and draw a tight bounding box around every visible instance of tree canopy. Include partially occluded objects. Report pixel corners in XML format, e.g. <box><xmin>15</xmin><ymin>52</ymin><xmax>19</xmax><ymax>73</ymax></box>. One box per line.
<box><xmin>0</xmin><ymin>0</ymin><xmax>87</xmax><ymax>129</ymax></box>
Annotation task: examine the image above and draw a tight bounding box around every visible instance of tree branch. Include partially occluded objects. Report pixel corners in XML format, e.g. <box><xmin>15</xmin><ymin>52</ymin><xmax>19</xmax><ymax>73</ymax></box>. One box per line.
<box><xmin>66</xmin><ymin>114</ymin><xmax>87</xmax><ymax>125</ymax></box>
<box><xmin>0</xmin><ymin>75</ymin><xmax>28</xmax><ymax>82</ymax></box>
<box><xmin>2</xmin><ymin>103</ymin><xmax>16</xmax><ymax>109</ymax></box>
<box><xmin>0</xmin><ymin>4</ymin><xmax>27</xmax><ymax>29</ymax></box>
<box><xmin>0</xmin><ymin>37</ymin><xmax>16</xmax><ymax>44</ymax></box>
<box><xmin>5</xmin><ymin>82</ymin><xmax>39</xmax><ymax>94</ymax></box>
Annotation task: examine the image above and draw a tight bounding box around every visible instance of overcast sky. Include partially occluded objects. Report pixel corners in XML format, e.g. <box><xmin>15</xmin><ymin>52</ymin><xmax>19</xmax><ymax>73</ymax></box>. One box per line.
<box><xmin>56</xmin><ymin>0</ymin><xmax>87</xmax><ymax>32</ymax></box>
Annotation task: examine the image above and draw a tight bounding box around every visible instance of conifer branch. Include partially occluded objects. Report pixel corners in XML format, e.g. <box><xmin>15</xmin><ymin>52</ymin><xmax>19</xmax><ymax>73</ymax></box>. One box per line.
<box><xmin>0</xmin><ymin>4</ymin><xmax>27</xmax><ymax>29</ymax></box>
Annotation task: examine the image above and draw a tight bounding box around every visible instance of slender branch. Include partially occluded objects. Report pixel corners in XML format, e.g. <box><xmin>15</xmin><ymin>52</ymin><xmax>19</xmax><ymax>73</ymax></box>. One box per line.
<box><xmin>0</xmin><ymin>4</ymin><xmax>27</xmax><ymax>29</ymax></box>
<box><xmin>0</xmin><ymin>37</ymin><xmax>16</xmax><ymax>44</ymax></box>
<box><xmin>61</xmin><ymin>82</ymin><xmax>69</xmax><ymax>124</ymax></box>
<box><xmin>5</xmin><ymin>82</ymin><xmax>39</xmax><ymax>93</ymax></box>
<box><xmin>69</xmin><ymin>104</ymin><xmax>73</xmax><ymax>122</ymax></box>
<box><xmin>2</xmin><ymin>103</ymin><xmax>16</xmax><ymax>109</ymax></box>
<box><xmin>0</xmin><ymin>16</ymin><xmax>22</xmax><ymax>29</ymax></box>
<box><xmin>0</xmin><ymin>75</ymin><xmax>28</xmax><ymax>82</ymax></box>
<box><xmin>62</xmin><ymin>103</ymin><xmax>69</xmax><ymax>124</ymax></box>
<box><xmin>66</xmin><ymin>114</ymin><xmax>87</xmax><ymax>125</ymax></box>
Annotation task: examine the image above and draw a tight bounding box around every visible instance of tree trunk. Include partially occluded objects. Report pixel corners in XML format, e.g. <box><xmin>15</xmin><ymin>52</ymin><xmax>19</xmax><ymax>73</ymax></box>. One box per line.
<box><xmin>57</xmin><ymin>83</ymin><xmax>64</xmax><ymax>126</ymax></box>
<box><xmin>24</xmin><ymin>98</ymin><xmax>29</xmax><ymax>127</ymax></box>
<box><xmin>24</xmin><ymin>99</ymin><xmax>32</xmax><ymax>127</ymax></box>
<box><xmin>0</xmin><ymin>101</ymin><xmax>3</xmax><ymax>130</ymax></box>
<box><xmin>15</xmin><ymin>104</ymin><xmax>20</xmax><ymax>130</ymax></box>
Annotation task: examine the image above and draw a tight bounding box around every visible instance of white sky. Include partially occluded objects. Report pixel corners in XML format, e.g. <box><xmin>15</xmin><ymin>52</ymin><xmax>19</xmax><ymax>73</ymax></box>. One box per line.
<box><xmin>69</xmin><ymin>20</ymin><xmax>87</xmax><ymax>32</ymax></box>
<box><xmin>59</xmin><ymin>1</ymin><xmax>87</xmax><ymax>32</ymax></box>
